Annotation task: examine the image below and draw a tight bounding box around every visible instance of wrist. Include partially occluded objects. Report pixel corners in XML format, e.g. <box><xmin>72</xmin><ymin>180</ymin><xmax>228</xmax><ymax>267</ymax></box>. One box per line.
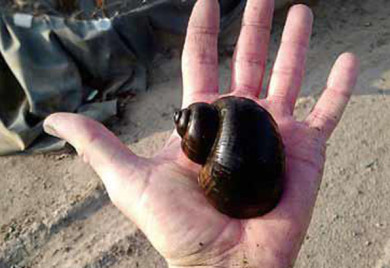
<box><xmin>168</xmin><ymin>254</ymin><xmax>293</xmax><ymax>268</ymax></box>
<box><xmin>166</xmin><ymin>240</ymin><xmax>297</xmax><ymax>268</ymax></box>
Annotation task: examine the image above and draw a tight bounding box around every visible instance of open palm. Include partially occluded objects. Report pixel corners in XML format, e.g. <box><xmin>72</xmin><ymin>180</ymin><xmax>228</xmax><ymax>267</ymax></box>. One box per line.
<box><xmin>44</xmin><ymin>0</ymin><xmax>359</xmax><ymax>267</ymax></box>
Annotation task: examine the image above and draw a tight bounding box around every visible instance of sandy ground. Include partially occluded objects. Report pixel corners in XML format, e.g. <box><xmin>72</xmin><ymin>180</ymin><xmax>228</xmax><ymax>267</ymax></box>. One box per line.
<box><xmin>1</xmin><ymin>0</ymin><xmax>390</xmax><ymax>267</ymax></box>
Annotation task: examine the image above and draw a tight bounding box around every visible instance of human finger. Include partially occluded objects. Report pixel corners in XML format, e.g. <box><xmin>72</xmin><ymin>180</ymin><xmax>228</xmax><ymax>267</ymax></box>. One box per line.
<box><xmin>305</xmin><ymin>53</ymin><xmax>360</xmax><ymax>139</ymax></box>
<box><xmin>230</xmin><ymin>0</ymin><xmax>274</xmax><ymax>97</ymax></box>
<box><xmin>43</xmin><ymin>113</ymin><xmax>148</xmax><ymax>209</ymax></box>
<box><xmin>267</xmin><ymin>5</ymin><xmax>313</xmax><ymax>115</ymax></box>
<box><xmin>181</xmin><ymin>0</ymin><xmax>220</xmax><ymax>107</ymax></box>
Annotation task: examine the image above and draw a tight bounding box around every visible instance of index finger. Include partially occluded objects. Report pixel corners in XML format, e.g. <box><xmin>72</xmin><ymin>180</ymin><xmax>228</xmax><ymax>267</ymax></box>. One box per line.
<box><xmin>181</xmin><ymin>0</ymin><xmax>220</xmax><ymax>107</ymax></box>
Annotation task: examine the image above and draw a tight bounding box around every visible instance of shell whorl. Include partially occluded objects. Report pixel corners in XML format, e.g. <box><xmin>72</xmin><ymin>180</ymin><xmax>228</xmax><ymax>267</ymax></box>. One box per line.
<box><xmin>174</xmin><ymin>102</ymin><xmax>220</xmax><ymax>165</ymax></box>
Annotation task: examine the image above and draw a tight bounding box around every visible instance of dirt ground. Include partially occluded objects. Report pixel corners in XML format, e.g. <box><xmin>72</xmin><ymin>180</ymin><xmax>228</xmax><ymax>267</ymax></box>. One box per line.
<box><xmin>1</xmin><ymin>0</ymin><xmax>390</xmax><ymax>267</ymax></box>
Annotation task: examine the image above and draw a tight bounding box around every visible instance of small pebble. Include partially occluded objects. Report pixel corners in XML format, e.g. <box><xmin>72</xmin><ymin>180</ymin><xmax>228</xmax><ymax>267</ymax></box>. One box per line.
<box><xmin>365</xmin><ymin>241</ymin><xmax>372</xmax><ymax>246</ymax></box>
<box><xmin>375</xmin><ymin>222</ymin><xmax>384</xmax><ymax>228</ymax></box>
<box><xmin>55</xmin><ymin>154</ymin><xmax>68</xmax><ymax>161</ymax></box>
<box><xmin>332</xmin><ymin>214</ymin><xmax>340</xmax><ymax>221</ymax></box>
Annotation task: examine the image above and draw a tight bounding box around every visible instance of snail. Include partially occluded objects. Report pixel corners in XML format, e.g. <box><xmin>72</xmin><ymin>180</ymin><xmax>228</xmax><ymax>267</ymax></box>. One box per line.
<box><xmin>174</xmin><ymin>96</ymin><xmax>285</xmax><ymax>219</ymax></box>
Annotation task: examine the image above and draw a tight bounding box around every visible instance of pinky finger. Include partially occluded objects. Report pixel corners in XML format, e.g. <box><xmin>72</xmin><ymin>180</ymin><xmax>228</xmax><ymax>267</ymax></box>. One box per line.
<box><xmin>305</xmin><ymin>53</ymin><xmax>360</xmax><ymax>140</ymax></box>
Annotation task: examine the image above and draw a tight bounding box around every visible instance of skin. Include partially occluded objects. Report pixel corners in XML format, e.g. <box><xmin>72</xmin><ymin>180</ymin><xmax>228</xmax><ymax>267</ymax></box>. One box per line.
<box><xmin>43</xmin><ymin>0</ymin><xmax>360</xmax><ymax>267</ymax></box>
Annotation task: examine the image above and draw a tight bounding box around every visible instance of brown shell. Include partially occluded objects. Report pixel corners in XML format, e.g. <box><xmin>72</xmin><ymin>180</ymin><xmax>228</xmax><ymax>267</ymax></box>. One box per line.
<box><xmin>174</xmin><ymin>96</ymin><xmax>285</xmax><ymax>219</ymax></box>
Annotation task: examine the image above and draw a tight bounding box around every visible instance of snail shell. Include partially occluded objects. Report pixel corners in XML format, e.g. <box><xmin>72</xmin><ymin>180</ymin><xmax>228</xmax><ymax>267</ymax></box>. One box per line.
<box><xmin>174</xmin><ymin>96</ymin><xmax>285</xmax><ymax>219</ymax></box>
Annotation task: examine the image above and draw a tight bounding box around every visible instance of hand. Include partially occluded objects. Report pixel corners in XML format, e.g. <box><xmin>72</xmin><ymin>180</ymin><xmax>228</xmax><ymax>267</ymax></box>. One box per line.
<box><xmin>43</xmin><ymin>0</ymin><xmax>359</xmax><ymax>267</ymax></box>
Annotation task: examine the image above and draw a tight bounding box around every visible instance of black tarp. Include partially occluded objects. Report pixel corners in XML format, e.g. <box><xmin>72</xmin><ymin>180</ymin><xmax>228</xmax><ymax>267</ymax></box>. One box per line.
<box><xmin>0</xmin><ymin>0</ymin><xmax>245</xmax><ymax>155</ymax></box>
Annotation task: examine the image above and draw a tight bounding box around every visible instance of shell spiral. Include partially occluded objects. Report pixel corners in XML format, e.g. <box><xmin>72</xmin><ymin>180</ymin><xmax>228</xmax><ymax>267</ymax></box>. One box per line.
<box><xmin>174</xmin><ymin>96</ymin><xmax>285</xmax><ymax>219</ymax></box>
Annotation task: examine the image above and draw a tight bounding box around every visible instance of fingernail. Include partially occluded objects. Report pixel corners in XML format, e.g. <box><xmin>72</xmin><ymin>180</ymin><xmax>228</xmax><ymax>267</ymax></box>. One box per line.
<box><xmin>43</xmin><ymin>121</ymin><xmax>60</xmax><ymax>138</ymax></box>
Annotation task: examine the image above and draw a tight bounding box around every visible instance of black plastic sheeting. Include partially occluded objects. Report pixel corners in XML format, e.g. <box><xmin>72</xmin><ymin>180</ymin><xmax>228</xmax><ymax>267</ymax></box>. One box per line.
<box><xmin>0</xmin><ymin>0</ymin><xmax>245</xmax><ymax>155</ymax></box>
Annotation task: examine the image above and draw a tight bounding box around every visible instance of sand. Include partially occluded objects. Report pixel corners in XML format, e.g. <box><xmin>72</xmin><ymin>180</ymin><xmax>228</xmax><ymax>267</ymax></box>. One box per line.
<box><xmin>1</xmin><ymin>0</ymin><xmax>390</xmax><ymax>267</ymax></box>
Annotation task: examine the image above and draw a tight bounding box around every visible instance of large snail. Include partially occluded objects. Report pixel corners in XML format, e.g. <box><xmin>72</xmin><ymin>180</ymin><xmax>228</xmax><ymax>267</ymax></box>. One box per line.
<box><xmin>174</xmin><ymin>96</ymin><xmax>285</xmax><ymax>219</ymax></box>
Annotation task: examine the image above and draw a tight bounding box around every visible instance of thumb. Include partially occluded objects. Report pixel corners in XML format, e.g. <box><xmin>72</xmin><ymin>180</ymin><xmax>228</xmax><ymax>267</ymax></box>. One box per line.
<box><xmin>43</xmin><ymin>113</ymin><xmax>148</xmax><ymax>212</ymax></box>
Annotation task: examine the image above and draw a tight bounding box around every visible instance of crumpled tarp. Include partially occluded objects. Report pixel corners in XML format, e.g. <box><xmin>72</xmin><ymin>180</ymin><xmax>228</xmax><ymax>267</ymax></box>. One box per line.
<box><xmin>0</xmin><ymin>0</ymin><xmax>245</xmax><ymax>155</ymax></box>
